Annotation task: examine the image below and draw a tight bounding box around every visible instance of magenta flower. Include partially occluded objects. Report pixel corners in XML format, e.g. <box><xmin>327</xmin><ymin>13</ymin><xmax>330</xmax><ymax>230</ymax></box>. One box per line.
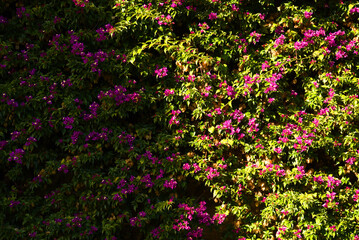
<box><xmin>268</xmin><ymin>98</ymin><xmax>275</xmax><ymax>103</ymax></box>
<box><xmin>164</xmin><ymin>89</ymin><xmax>175</xmax><ymax>96</ymax></box>
<box><xmin>25</xmin><ymin>137</ymin><xmax>37</xmax><ymax>146</ymax></box>
<box><xmin>183</xmin><ymin>163</ymin><xmax>191</xmax><ymax>170</ymax></box>
<box><xmin>312</xmin><ymin>118</ymin><xmax>319</xmax><ymax>127</ymax></box>
<box><xmin>73</xmin><ymin>0</ymin><xmax>89</xmax><ymax>7</ymax></box>
<box><xmin>32</xmin><ymin>118</ymin><xmax>42</xmax><ymax>130</ymax></box>
<box><xmin>205</xmin><ymin>167</ymin><xmax>220</xmax><ymax>179</ymax></box>
<box><xmin>294</xmin><ymin>41</ymin><xmax>308</xmax><ymax>50</ymax></box>
<box><xmin>155</xmin><ymin>67</ymin><xmax>168</xmax><ymax>78</ymax></box>
<box><xmin>58</xmin><ymin>164</ymin><xmax>69</xmax><ymax>173</ymax></box>
<box><xmin>335</xmin><ymin>49</ymin><xmax>347</xmax><ymax>60</ymax></box>
<box><xmin>16</xmin><ymin>7</ymin><xmax>28</xmax><ymax>18</ymax></box>
<box><xmin>353</xmin><ymin>190</ymin><xmax>359</xmax><ymax>202</ymax></box>
<box><xmin>9</xmin><ymin>200</ymin><xmax>20</xmax><ymax>208</ymax></box>
<box><xmin>151</xmin><ymin>227</ymin><xmax>163</xmax><ymax>239</ymax></box>
<box><xmin>63</xmin><ymin>116</ymin><xmax>75</xmax><ymax>129</ymax></box>
<box><xmin>262</xmin><ymin>61</ymin><xmax>270</xmax><ymax>71</ymax></box>
<box><xmin>304</xmin><ymin>11</ymin><xmax>313</xmax><ymax>19</ymax></box>
<box><xmin>164</xmin><ymin>178</ymin><xmax>177</xmax><ymax>189</ymax></box>
<box><xmin>274</xmin><ymin>34</ymin><xmax>286</xmax><ymax>48</ymax></box>
<box><xmin>8</xmin><ymin>149</ymin><xmax>25</xmax><ymax>164</ymax></box>
<box><xmin>274</xmin><ymin>147</ymin><xmax>282</xmax><ymax>154</ymax></box>
<box><xmin>232</xmin><ymin>4</ymin><xmax>239</xmax><ymax>11</ymax></box>
<box><xmin>96</xmin><ymin>28</ymin><xmax>107</xmax><ymax>41</ymax></box>
<box><xmin>0</xmin><ymin>16</ymin><xmax>8</xmax><ymax>24</ymax></box>
<box><xmin>346</xmin><ymin>157</ymin><xmax>356</xmax><ymax>165</ymax></box>
<box><xmin>350</xmin><ymin>7</ymin><xmax>359</xmax><ymax>14</ymax></box>
<box><xmin>226</xmin><ymin>85</ymin><xmax>236</xmax><ymax>98</ymax></box>
<box><xmin>188</xmin><ymin>74</ymin><xmax>196</xmax><ymax>82</ymax></box>
<box><xmin>327</xmin><ymin>176</ymin><xmax>341</xmax><ymax>189</ymax></box>
<box><xmin>213</xmin><ymin>213</ymin><xmax>226</xmax><ymax>224</ymax></box>
<box><xmin>208</xmin><ymin>12</ymin><xmax>217</xmax><ymax>20</ymax></box>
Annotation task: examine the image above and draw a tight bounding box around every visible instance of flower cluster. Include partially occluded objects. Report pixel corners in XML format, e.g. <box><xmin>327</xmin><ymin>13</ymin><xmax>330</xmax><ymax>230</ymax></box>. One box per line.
<box><xmin>155</xmin><ymin>66</ymin><xmax>168</xmax><ymax>78</ymax></box>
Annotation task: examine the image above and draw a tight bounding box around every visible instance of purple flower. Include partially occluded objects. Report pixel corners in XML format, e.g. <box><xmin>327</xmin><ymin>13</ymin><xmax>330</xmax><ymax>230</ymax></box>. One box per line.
<box><xmin>9</xmin><ymin>200</ymin><xmax>20</xmax><ymax>208</ymax></box>
<box><xmin>0</xmin><ymin>16</ymin><xmax>8</xmax><ymax>24</ymax></box>
<box><xmin>0</xmin><ymin>140</ymin><xmax>8</xmax><ymax>150</ymax></box>
<box><xmin>89</xmin><ymin>102</ymin><xmax>100</xmax><ymax>116</ymax></box>
<box><xmin>16</xmin><ymin>7</ymin><xmax>28</xmax><ymax>18</ymax></box>
<box><xmin>58</xmin><ymin>164</ymin><xmax>69</xmax><ymax>173</ymax></box>
<box><xmin>164</xmin><ymin>178</ymin><xmax>177</xmax><ymax>189</ymax></box>
<box><xmin>8</xmin><ymin>149</ymin><xmax>25</xmax><ymax>164</ymax></box>
<box><xmin>71</xmin><ymin>131</ymin><xmax>83</xmax><ymax>144</ymax></box>
<box><xmin>63</xmin><ymin>116</ymin><xmax>75</xmax><ymax>129</ymax></box>
<box><xmin>11</xmin><ymin>131</ymin><xmax>22</xmax><ymax>140</ymax></box>
<box><xmin>130</xmin><ymin>217</ymin><xmax>141</xmax><ymax>227</ymax></box>
<box><xmin>151</xmin><ymin>227</ymin><xmax>163</xmax><ymax>239</ymax></box>
<box><xmin>25</xmin><ymin>137</ymin><xmax>37</xmax><ymax>146</ymax></box>
<box><xmin>141</xmin><ymin>174</ymin><xmax>154</xmax><ymax>188</ymax></box>
<box><xmin>32</xmin><ymin>118</ymin><xmax>42</xmax><ymax>130</ymax></box>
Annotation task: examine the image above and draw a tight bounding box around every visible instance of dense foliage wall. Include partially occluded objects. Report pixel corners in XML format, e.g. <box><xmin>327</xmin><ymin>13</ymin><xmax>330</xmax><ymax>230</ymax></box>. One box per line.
<box><xmin>1</xmin><ymin>0</ymin><xmax>359</xmax><ymax>239</ymax></box>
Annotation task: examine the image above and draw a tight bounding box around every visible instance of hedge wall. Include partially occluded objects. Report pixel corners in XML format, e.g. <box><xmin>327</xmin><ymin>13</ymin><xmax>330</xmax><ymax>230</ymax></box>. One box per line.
<box><xmin>1</xmin><ymin>0</ymin><xmax>359</xmax><ymax>239</ymax></box>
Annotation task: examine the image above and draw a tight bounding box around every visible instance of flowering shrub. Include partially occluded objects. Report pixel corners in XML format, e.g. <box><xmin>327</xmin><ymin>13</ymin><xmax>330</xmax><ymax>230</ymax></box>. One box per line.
<box><xmin>2</xmin><ymin>0</ymin><xmax>359</xmax><ymax>239</ymax></box>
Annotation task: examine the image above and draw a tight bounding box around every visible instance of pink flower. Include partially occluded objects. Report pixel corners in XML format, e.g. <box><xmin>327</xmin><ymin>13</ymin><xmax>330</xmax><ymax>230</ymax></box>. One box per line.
<box><xmin>164</xmin><ymin>179</ymin><xmax>177</xmax><ymax>189</ymax></box>
<box><xmin>346</xmin><ymin>157</ymin><xmax>356</xmax><ymax>165</ymax></box>
<box><xmin>312</xmin><ymin>118</ymin><xmax>319</xmax><ymax>127</ymax></box>
<box><xmin>164</xmin><ymin>89</ymin><xmax>175</xmax><ymax>96</ymax></box>
<box><xmin>188</xmin><ymin>74</ymin><xmax>196</xmax><ymax>82</ymax></box>
<box><xmin>350</xmin><ymin>7</ymin><xmax>359</xmax><ymax>14</ymax></box>
<box><xmin>209</xmin><ymin>12</ymin><xmax>217</xmax><ymax>20</ymax></box>
<box><xmin>274</xmin><ymin>147</ymin><xmax>282</xmax><ymax>154</ymax></box>
<box><xmin>213</xmin><ymin>213</ymin><xmax>226</xmax><ymax>224</ymax></box>
<box><xmin>155</xmin><ymin>67</ymin><xmax>168</xmax><ymax>78</ymax></box>
<box><xmin>73</xmin><ymin>0</ymin><xmax>89</xmax><ymax>7</ymax></box>
<box><xmin>281</xmin><ymin>210</ymin><xmax>289</xmax><ymax>215</ymax></box>
<box><xmin>294</xmin><ymin>41</ymin><xmax>308</xmax><ymax>50</ymax></box>
<box><xmin>329</xmin><ymin>225</ymin><xmax>336</xmax><ymax>231</ymax></box>
<box><xmin>262</xmin><ymin>61</ymin><xmax>270</xmax><ymax>71</ymax></box>
<box><xmin>304</xmin><ymin>11</ymin><xmax>312</xmax><ymax>19</ymax></box>
<box><xmin>183</xmin><ymin>163</ymin><xmax>191</xmax><ymax>170</ymax></box>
